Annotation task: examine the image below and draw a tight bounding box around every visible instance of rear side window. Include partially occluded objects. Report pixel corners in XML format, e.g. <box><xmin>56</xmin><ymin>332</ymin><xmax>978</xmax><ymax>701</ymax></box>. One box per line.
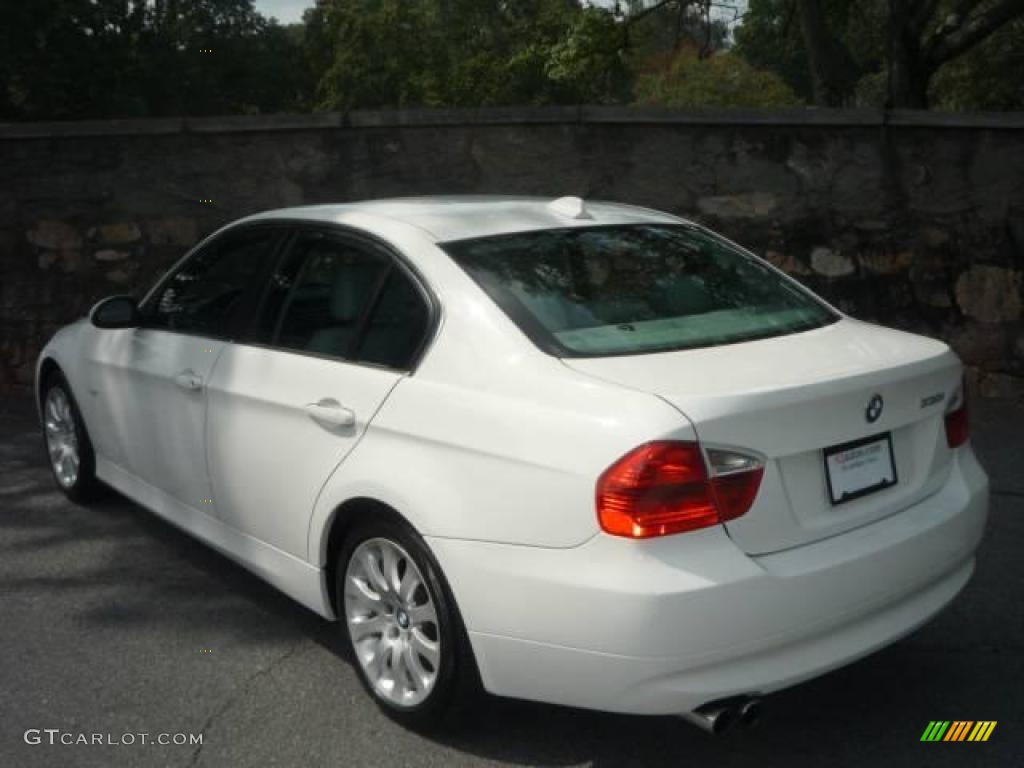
<box><xmin>352</xmin><ymin>270</ymin><xmax>431</xmax><ymax>369</ymax></box>
<box><xmin>146</xmin><ymin>228</ymin><xmax>280</xmax><ymax>337</ymax></box>
<box><xmin>444</xmin><ymin>224</ymin><xmax>837</xmax><ymax>357</ymax></box>
<box><xmin>255</xmin><ymin>231</ymin><xmax>432</xmax><ymax>369</ymax></box>
<box><xmin>268</xmin><ymin>235</ymin><xmax>388</xmax><ymax>359</ymax></box>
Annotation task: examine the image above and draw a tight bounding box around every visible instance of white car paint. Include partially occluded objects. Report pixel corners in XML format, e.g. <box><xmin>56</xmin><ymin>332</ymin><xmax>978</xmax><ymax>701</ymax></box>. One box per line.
<box><xmin>37</xmin><ymin>196</ymin><xmax>988</xmax><ymax>716</ymax></box>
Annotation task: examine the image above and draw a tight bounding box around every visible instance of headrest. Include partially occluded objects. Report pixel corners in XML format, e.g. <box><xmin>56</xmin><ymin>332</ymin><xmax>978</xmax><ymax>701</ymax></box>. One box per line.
<box><xmin>327</xmin><ymin>256</ymin><xmax>382</xmax><ymax>323</ymax></box>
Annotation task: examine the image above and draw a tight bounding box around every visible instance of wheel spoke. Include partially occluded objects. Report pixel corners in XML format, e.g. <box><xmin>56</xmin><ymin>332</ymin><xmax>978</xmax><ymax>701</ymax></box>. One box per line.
<box><xmin>349</xmin><ymin>612</ymin><xmax>387</xmax><ymax>643</ymax></box>
<box><xmin>406</xmin><ymin>603</ymin><xmax>435</xmax><ymax>628</ymax></box>
<box><xmin>402</xmin><ymin>642</ymin><xmax>430</xmax><ymax>689</ymax></box>
<box><xmin>391</xmin><ymin>641</ymin><xmax>413</xmax><ymax>694</ymax></box>
<box><xmin>47</xmin><ymin>395</ymin><xmax>60</xmax><ymax>423</ymax></box>
<box><xmin>399</xmin><ymin>567</ymin><xmax>422</xmax><ymax>605</ymax></box>
<box><xmin>373</xmin><ymin>640</ymin><xmax>396</xmax><ymax>686</ymax></box>
<box><xmin>363</xmin><ymin>548</ymin><xmax>390</xmax><ymax>596</ymax></box>
<box><xmin>380</xmin><ymin>544</ymin><xmax>402</xmax><ymax>595</ymax></box>
<box><xmin>347</xmin><ymin>573</ymin><xmax>381</xmax><ymax>604</ymax></box>
<box><xmin>410</xmin><ymin>627</ymin><xmax>440</xmax><ymax>667</ymax></box>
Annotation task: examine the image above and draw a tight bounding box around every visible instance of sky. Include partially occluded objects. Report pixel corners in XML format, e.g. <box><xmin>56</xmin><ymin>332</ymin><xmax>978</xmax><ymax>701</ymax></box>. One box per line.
<box><xmin>252</xmin><ymin>1</ymin><xmax>747</xmax><ymax>26</ymax></box>
<box><xmin>253</xmin><ymin>0</ymin><xmax>313</xmax><ymax>24</ymax></box>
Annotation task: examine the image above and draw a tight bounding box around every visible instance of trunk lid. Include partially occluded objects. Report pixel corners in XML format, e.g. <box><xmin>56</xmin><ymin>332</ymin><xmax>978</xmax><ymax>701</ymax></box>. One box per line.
<box><xmin>564</xmin><ymin>318</ymin><xmax>962</xmax><ymax>554</ymax></box>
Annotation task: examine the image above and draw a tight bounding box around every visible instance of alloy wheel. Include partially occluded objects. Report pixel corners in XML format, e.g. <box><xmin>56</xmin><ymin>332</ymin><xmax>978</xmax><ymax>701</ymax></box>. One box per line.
<box><xmin>44</xmin><ymin>387</ymin><xmax>79</xmax><ymax>489</ymax></box>
<box><xmin>343</xmin><ymin>537</ymin><xmax>442</xmax><ymax>708</ymax></box>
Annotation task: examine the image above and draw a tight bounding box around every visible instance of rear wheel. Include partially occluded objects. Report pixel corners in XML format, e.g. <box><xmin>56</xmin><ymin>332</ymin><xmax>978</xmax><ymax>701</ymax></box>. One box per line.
<box><xmin>337</xmin><ymin>517</ymin><xmax>476</xmax><ymax>729</ymax></box>
<box><xmin>42</xmin><ymin>373</ymin><xmax>101</xmax><ymax>503</ymax></box>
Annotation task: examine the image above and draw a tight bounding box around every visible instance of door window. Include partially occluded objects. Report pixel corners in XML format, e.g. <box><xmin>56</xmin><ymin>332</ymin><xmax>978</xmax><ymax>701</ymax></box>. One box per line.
<box><xmin>265</xmin><ymin>234</ymin><xmax>389</xmax><ymax>360</ymax></box>
<box><xmin>256</xmin><ymin>231</ymin><xmax>432</xmax><ymax>370</ymax></box>
<box><xmin>351</xmin><ymin>270</ymin><xmax>431</xmax><ymax>369</ymax></box>
<box><xmin>145</xmin><ymin>227</ymin><xmax>281</xmax><ymax>337</ymax></box>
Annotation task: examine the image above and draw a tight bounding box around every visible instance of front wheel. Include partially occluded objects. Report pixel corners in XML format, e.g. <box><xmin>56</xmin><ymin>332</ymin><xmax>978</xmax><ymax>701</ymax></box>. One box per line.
<box><xmin>337</xmin><ymin>518</ymin><xmax>476</xmax><ymax>728</ymax></box>
<box><xmin>42</xmin><ymin>373</ymin><xmax>102</xmax><ymax>503</ymax></box>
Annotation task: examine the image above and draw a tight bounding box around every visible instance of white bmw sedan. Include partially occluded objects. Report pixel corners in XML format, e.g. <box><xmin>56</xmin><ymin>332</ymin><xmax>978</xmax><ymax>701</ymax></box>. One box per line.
<box><xmin>37</xmin><ymin>197</ymin><xmax>987</xmax><ymax>732</ymax></box>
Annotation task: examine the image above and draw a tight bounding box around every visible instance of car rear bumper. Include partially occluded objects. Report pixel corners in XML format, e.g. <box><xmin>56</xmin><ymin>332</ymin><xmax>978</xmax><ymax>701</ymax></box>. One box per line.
<box><xmin>427</xmin><ymin>447</ymin><xmax>988</xmax><ymax>715</ymax></box>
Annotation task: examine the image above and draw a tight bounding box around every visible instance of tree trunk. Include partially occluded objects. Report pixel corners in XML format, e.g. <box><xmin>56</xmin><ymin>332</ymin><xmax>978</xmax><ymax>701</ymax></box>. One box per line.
<box><xmin>795</xmin><ymin>0</ymin><xmax>854</xmax><ymax>106</ymax></box>
<box><xmin>887</xmin><ymin>0</ymin><xmax>1024</xmax><ymax>108</ymax></box>
<box><xmin>886</xmin><ymin>0</ymin><xmax>931</xmax><ymax>108</ymax></box>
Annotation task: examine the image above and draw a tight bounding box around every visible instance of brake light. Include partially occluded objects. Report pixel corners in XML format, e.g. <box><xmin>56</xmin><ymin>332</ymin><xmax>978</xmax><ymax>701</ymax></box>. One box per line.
<box><xmin>596</xmin><ymin>441</ymin><xmax>764</xmax><ymax>538</ymax></box>
<box><xmin>944</xmin><ymin>381</ymin><xmax>969</xmax><ymax>448</ymax></box>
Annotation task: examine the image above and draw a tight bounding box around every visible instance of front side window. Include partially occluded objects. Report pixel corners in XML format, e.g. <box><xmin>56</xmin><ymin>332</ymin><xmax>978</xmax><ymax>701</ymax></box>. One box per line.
<box><xmin>146</xmin><ymin>228</ymin><xmax>280</xmax><ymax>337</ymax></box>
<box><xmin>444</xmin><ymin>224</ymin><xmax>837</xmax><ymax>357</ymax></box>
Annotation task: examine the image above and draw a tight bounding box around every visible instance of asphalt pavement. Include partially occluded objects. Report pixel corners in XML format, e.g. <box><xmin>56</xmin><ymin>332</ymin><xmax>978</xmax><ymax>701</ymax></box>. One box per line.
<box><xmin>1</xmin><ymin>393</ymin><xmax>1022</xmax><ymax>767</ymax></box>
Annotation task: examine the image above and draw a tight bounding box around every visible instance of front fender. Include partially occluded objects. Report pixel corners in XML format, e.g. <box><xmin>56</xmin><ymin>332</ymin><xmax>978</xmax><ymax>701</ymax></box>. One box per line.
<box><xmin>35</xmin><ymin>319</ymin><xmax>90</xmax><ymax>417</ymax></box>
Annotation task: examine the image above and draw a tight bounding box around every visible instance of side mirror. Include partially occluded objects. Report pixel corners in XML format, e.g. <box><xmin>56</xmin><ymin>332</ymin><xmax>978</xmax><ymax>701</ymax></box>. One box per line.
<box><xmin>90</xmin><ymin>295</ymin><xmax>140</xmax><ymax>329</ymax></box>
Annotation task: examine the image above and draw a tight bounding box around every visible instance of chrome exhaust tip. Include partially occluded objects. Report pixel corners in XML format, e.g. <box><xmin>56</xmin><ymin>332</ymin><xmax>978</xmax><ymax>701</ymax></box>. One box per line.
<box><xmin>738</xmin><ymin>697</ymin><xmax>762</xmax><ymax>728</ymax></box>
<box><xmin>679</xmin><ymin>703</ymin><xmax>739</xmax><ymax>735</ymax></box>
<box><xmin>680</xmin><ymin>696</ymin><xmax>762</xmax><ymax>735</ymax></box>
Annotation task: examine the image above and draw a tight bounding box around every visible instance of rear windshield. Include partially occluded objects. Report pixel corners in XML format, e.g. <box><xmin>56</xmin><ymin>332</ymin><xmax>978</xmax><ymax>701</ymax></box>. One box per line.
<box><xmin>444</xmin><ymin>224</ymin><xmax>838</xmax><ymax>357</ymax></box>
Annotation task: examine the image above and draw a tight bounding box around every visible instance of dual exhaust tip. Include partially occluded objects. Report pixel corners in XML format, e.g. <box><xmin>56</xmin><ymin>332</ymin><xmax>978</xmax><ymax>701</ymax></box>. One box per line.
<box><xmin>680</xmin><ymin>696</ymin><xmax>762</xmax><ymax>735</ymax></box>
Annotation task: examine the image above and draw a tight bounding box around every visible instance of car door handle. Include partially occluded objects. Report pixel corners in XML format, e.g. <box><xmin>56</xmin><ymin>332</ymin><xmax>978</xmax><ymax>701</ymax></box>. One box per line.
<box><xmin>174</xmin><ymin>370</ymin><xmax>203</xmax><ymax>391</ymax></box>
<box><xmin>305</xmin><ymin>400</ymin><xmax>356</xmax><ymax>429</ymax></box>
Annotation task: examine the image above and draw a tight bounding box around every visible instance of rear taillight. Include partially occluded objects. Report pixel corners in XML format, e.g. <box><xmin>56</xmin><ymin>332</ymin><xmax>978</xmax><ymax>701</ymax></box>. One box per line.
<box><xmin>596</xmin><ymin>441</ymin><xmax>764</xmax><ymax>539</ymax></box>
<box><xmin>945</xmin><ymin>381</ymin><xmax>969</xmax><ymax>448</ymax></box>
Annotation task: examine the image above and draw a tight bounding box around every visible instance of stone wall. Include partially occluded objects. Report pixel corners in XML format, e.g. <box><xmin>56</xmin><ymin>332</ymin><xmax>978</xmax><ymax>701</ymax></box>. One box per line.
<box><xmin>1</xmin><ymin>107</ymin><xmax>1022</xmax><ymax>396</ymax></box>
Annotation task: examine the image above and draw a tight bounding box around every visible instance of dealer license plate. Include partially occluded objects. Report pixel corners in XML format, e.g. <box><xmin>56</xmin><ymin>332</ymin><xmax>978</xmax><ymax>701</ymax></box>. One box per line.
<box><xmin>824</xmin><ymin>433</ymin><xmax>897</xmax><ymax>505</ymax></box>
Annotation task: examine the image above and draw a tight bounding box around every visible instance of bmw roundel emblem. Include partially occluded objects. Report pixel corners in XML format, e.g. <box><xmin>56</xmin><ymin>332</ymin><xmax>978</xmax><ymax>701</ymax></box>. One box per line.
<box><xmin>866</xmin><ymin>394</ymin><xmax>884</xmax><ymax>423</ymax></box>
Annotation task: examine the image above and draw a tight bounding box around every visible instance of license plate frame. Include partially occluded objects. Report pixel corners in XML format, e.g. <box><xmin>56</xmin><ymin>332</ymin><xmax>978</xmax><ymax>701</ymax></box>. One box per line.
<box><xmin>823</xmin><ymin>432</ymin><xmax>898</xmax><ymax>506</ymax></box>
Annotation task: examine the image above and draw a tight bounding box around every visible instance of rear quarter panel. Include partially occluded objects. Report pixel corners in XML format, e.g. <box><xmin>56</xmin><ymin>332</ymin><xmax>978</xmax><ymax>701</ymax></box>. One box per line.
<box><xmin>307</xmin><ymin>357</ymin><xmax>693</xmax><ymax>561</ymax></box>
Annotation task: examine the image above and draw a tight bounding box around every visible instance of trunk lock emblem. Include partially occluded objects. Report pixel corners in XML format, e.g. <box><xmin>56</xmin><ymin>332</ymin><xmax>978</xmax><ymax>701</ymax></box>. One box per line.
<box><xmin>866</xmin><ymin>394</ymin><xmax>884</xmax><ymax>423</ymax></box>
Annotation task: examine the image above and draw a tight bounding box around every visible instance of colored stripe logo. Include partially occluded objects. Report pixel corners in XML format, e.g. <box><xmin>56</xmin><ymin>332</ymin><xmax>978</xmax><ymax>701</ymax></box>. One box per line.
<box><xmin>921</xmin><ymin>721</ymin><xmax>997</xmax><ymax>742</ymax></box>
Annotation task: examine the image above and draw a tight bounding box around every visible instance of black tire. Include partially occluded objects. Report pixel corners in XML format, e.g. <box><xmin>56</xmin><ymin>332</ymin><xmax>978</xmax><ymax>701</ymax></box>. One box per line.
<box><xmin>41</xmin><ymin>371</ymin><xmax>103</xmax><ymax>504</ymax></box>
<box><xmin>335</xmin><ymin>514</ymin><xmax>479</xmax><ymax>730</ymax></box>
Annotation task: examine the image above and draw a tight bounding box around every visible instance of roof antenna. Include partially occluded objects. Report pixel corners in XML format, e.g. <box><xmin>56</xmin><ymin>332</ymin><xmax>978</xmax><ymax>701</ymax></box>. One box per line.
<box><xmin>547</xmin><ymin>196</ymin><xmax>592</xmax><ymax>220</ymax></box>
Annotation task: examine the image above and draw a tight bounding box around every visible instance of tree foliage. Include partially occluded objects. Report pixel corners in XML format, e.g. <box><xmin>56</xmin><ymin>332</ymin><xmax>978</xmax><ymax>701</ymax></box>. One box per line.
<box><xmin>734</xmin><ymin>0</ymin><xmax>1024</xmax><ymax>109</ymax></box>
<box><xmin>0</xmin><ymin>0</ymin><xmax>305</xmax><ymax>120</ymax></box>
<box><xmin>305</xmin><ymin>0</ymin><xmax>630</xmax><ymax>109</ymax></box>
<box><xmin>635</xmin><ymin>44</ymin><xmax>801</xmax><ymax>107</ymax></box>
<box><xmin>734</xmin><ymin>0</ymin><xmax>887</xmax><ymax>105</ymax></box>
<box><xmin>929</xmin><ymin>15</ymin><xmax>1024</xmax><ymax>109</ymax></box>
<box><xmin>1</xmin><ymin>0</ymin><xmax>1022</xmax><ymax>119</ymax></box>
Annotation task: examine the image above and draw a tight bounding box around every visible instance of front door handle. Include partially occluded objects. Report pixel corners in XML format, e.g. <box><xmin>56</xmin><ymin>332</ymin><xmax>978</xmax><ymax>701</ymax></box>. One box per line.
<box><xmin>174</xmin><ymin>370</ymin><xmax>203</xmax><ymax>391</ymax></box>
<box><xmin>305</xmin><ymin>399</ymin><xmax>356</xmax><ymax>429</ymax></box>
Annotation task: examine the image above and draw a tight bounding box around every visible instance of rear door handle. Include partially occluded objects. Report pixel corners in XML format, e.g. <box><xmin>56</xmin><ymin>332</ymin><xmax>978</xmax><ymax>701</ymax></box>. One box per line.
<box><xmin>305</xmin><ymin>399</ymin><xmax>356</xmax><ymax>429</ymax></box>
<box><xmin>174</xmin><ymin>370</ymin><xmax>203</xmax><ymax>391</ymax></box>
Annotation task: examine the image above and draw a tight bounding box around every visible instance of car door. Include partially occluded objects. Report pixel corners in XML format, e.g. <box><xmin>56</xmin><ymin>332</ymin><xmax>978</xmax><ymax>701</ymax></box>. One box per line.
<box><xmin>84</xmin><ymin>224</ymin><xmax>285</xmax><ymax>509</ymax></box>
<box><xmin>205</xmin><ymin>227</ymin><xmax>435</xmax><ymax>558</ymax></box>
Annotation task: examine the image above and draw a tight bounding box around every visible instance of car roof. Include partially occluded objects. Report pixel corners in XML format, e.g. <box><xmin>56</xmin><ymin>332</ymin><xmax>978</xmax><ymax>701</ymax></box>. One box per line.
<box><xmin>239</xmin><ymin>196</ymin><xmax>687</xmax><ymax>243</ymax></box>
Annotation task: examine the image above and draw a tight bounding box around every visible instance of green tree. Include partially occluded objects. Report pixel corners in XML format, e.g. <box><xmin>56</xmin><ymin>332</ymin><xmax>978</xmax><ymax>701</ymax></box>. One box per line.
<box><xmin>634</xmin><ymin>44</ymin><xmax>802</xmax><ymax>107</ymax></box>
<box><xmin>305</xmin><ymin>0</ymin><xmax>630</xmax><ymax>109</ymax></box>
<box><xmin>929</xmin><ymin>15</ymin><xmax>1024</xmax><ymax>109</ymax></box>
<box><xmin>0</xmin><ymin>0</ymin><xmax>306</xmax><ymax>120</ymax></box>
<box><xmin>885</xmin><ymin>0</ymin><xmax>1024</xmax><ymax>108</ymax></box>
<box><xmin>734</xmin><ymin>0</ymin><xmax>1024</xmax><ymax>108</ymax></box>
<box><xmin>734</xmin><ymin>0</ymin><xmax>886</xmax><ymax>105</ymax></box>
<box><xmin>545</xmin><ymin>7</ymin><xmax>633</xmax><ymax>103</ymax></box>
